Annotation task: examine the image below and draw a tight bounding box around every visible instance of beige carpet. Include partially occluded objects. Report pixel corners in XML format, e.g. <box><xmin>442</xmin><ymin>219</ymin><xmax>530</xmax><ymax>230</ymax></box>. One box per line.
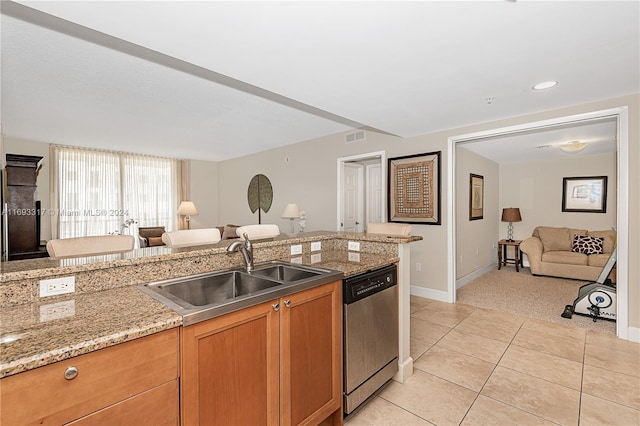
<box><xmin>457</xmin><ymin>267</ymin><xmax>616</xmax><ymax>334</ymax></box>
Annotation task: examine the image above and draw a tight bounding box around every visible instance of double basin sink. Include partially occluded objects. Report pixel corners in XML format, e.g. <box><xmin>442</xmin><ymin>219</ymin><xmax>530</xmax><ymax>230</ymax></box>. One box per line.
<box><xmin>138</xmin><ymin>261</ymin><xmax>343</xmax><ymax>325</ymax></box>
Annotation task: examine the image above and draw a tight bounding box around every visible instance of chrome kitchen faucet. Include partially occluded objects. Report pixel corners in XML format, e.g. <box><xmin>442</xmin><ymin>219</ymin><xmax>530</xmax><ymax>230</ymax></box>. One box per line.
<box><xmin>226</xmin><ymin>233</ymin><xmax>254</xmax><ymax>271</ymax></box>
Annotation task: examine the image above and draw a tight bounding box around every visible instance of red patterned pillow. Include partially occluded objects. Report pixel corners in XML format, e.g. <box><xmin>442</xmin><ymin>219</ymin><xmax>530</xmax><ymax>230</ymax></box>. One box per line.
<box><xmin>572</xmin><ymin>235</ymin><xmax>604</xmax><ymax>255</ymax></box>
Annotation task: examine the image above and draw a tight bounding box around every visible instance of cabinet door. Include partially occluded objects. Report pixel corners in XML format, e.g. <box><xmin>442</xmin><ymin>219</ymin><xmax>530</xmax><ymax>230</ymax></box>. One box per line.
<box><xmin>280</xmin><ymin>280</ymin><xmax>342</xmax><ymax>426</ymax></box>
<box><xmin>181</xmin><ymin>300</ymin><xmax>280</xmax><ymax>426</ymax></box>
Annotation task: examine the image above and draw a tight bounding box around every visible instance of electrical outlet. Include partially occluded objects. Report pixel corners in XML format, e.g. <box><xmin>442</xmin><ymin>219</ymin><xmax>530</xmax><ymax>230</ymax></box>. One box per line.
<box><xmin>348</xmin><ymin>241</ymin><xmax>360</xmax><ymax>251</ymax></box>
<box><xmin>348</xmin><ymin>252</ymin><xmax>361</xmax><ymax>262</ymax></box>
<box><xmin>416</xmin><ymin>262</ymin><xmax>422</xmax><ymax>272</ymax></box>
<box><xmin>290</xmin><ymin>244</ymin><xmax>303</xmax><ymax>255</ymax></box>
<box><xmin>291</xmin><ymin>256</ymin><xmax>303</xmax><ymax>264</ymax></box>
<box><xmin>311</xmin><ymin>253</ymin><xmax>322</xmax><ymax>264</ymax></box>
<box><xmin>40</xmin><ymin>300</ymin><xmax>75</xmax><ymax>322</ymax></box>
<box><xmin>310</xmin><ymin>241</ymin><xmax>322</xmax><ymax>252</ymax></box>
<box><xmin>40</xmin><ymin>276</ymin><xmax>75</xmax><ymax>297</ymax></box>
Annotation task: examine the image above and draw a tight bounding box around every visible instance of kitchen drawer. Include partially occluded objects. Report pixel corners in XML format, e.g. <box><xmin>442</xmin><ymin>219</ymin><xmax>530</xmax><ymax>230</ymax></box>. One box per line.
<box><xmin>67</xmin><ymin>380</ymin><xmax>179</xmax><ymax>426</ymax></box>
<box><xmin>0</xmin><ymin>328</ymin><xmax>179</xmax><ymax>425</ymax></box>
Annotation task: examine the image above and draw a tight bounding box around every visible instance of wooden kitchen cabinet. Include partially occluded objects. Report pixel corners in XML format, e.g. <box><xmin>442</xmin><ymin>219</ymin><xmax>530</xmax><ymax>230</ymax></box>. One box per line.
<box><xmin>181</xmin><ymin>280</ymin><xmax>343</xmax><ymax>426</ymax></box>
<box><xmin>0</xmin><ymin>328</ymin><xmax>179</xmax><ymax>426</ymax></box>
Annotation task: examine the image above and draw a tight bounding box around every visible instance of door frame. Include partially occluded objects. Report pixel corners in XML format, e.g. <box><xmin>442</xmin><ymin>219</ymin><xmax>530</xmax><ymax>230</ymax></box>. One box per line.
<box><xmin>447</xmin><ymin>107</ymin><xmax>630</xmax><ymax>340</ymax></box>
<box><xmin>336</xmin><ymin>151</ymin><xmax>386</xmax><ymax>231</ymax></box>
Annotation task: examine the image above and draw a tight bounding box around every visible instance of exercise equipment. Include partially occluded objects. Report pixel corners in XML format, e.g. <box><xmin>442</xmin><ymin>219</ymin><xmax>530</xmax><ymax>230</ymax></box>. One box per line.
<box><xmin>561</xmin><ymin>247</ymin><xmax>617</xmax><ymax>322</ymax></box>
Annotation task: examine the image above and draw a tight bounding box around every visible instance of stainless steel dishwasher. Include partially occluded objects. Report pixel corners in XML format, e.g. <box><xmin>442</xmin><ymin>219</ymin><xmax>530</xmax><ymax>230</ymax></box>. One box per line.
<box><xmin>343</xmin><ymin>264</ymin><xmax>398</xmax><ymax>415</ymax></box>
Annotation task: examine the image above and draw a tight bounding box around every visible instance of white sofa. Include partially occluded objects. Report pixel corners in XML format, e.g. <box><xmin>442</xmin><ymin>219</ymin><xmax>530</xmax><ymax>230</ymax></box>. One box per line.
<box><xmin>161</xmin><ymin>228</ymin><xmax>221</xmax><ymax>248</ymax></box>
<box><xmin>46</xmin><ymin>235</ymin><xmax>135</xmax><ymax>258</ymax></box>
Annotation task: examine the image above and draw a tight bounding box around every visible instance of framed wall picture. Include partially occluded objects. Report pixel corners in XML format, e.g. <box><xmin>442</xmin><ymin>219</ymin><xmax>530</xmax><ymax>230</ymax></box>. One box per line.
<box><xmin>387</xmin><ymin>151</ymin><xmax>441</xmax><ymax>225</ymax></box>
<box><xmin>562</xmin><ymin>176</ymin><xmax>608</xmax><ymax>213</ymax></box>
<box><xmin>469</xmin><ymin>173</ymin><xmax>484</xmax><ymax>220</ymax></box>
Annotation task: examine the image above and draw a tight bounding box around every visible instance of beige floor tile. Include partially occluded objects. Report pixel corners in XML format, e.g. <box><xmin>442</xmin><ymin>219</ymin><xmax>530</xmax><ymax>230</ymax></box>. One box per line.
<box><xmin>582</xmin><ymin>364</ymin><xmax>640</xmax><ymax>410</ymax></box>
<box><xmin>586</xmin><ymin>330</ymin><xmax>640</xmax><ymax>355</ymax></box>
<box><xmin>411</xmin><ymin>295</ymin><xmax>432</xmax><ymax>309</ymax></box>
<box><xmin>499</xmin><ymin>344</ymin><xmax>583</xmax><ymax>390</ymax></box>
<box><xmin>468</xmin><ymin>307</ymin><xmax>525</xmax><ymax>327</ymax></box>
<box><xmin>411</xmin><ymin>302</ymin><xmax>428</xmax><ymax>314</ymax></box>
<box><xmin>522</xmin><ymin>318</ymin><xmax>587</xmax><ymax>341</ymax></box>
<box><xmin>435</xmin><ymin>329</ymin><xmax>508</xmax><ymax>363</ymax></box>
<box><xmin>414</xmin><ymin>345</ymin><xmax>495</xmax><ymax>392</ymax></box>
<box><xmin>345</xmin><ymin>396</ymin><xmax>433</xmax><ymax>426</ymax></box>
<box><xmin>379</xmin><ymin>369</ymin><xmax>477</xmax><ymax>426</ymax></box>
<box><xmin>410</xmin><ymin>317</ymin><xmax>452</xmax><ymax>344</ymax></box>
<box><xmin>481</xmin><ymin>366</ymin><xmax>580</xmax><ymax>425</ymax></box>
<box><xmin>511</xmin><ymin>327</ymin><xmax>585</xmax><ymax>362</ymax></box>
<box><xmin>461</xmin><ymin>395</ymin><xmax>556</xmax><ymax>426</ymax></box>
<box><xmin>412</xmin><ymin>303</ymin><xmax>474</xmax><ymax>328</ymax></box>
<box><xmin>585</xmin><ymin>343</ymin><xmax>640</xmax><ymax>378</ymax></box>
<box><xmin>411</xmin><ymin>337</ymin><xmax>432</xmax><ymax>361</ymax></box>
<box><xmin>454</xmin><ymin>315</ymin><xmax>521</xmax><ymax>343</ymax></box>
<box><xmin>579</xmin><ymin>393</ymin><xmax>640</xmax><ymax>426</ymax></box>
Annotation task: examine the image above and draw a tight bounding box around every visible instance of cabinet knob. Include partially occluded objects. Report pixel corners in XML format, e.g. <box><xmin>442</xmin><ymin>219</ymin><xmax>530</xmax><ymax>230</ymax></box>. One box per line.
<box><xmin>64</xmin><ymin>366</ymin><xmax>78</xmax><ymax>380</ymax></box>
<box><xmin>284</xmin><ymin>300</ymin><xmax>291</xmax><ymax>308</ymax></box>
<box><xmin>272</xmin><ymin>303</ymin><xmax>280</xmax><ymax>311</ymax></box>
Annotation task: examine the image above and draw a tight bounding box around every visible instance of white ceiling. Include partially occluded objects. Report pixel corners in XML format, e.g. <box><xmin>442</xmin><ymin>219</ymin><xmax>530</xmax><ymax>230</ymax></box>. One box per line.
<box><xmin>1</xmin><ymin>1</ymin><xmax>638</xmax><ymax>162</ymax></box>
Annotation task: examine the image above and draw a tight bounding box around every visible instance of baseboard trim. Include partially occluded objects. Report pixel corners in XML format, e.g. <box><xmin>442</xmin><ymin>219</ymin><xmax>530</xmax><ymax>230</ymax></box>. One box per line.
<box><xmin>410</xmin><ymin>286</ymin><xmax>448</xmax><ymax>302</ymax></box>
<box><xmin>456</xmin><ymin>263</ymin><xmax>497</xmax><ymax>290</ymax></box>
<box><xmin>627</xmin><ymin>326</ymin><xmax>640</xmax><ymax>343</ymax></box>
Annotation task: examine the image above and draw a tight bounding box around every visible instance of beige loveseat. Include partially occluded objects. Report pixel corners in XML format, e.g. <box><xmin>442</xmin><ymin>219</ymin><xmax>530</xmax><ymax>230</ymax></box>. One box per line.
<box><xmin>520</xmin><ymin>226</ymin><xmax>616</xmax><ymax>282</ymax></box>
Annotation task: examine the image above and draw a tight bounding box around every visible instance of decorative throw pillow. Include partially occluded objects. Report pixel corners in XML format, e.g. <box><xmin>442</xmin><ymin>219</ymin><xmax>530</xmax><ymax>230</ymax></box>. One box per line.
<box><xmin>572</xmin><ymin>235</ymin><xmax>604</xmax><ymax>255</ymax></box>
<box><xmin>222</xmin><ymin>224</ymin><xmax>240</xmax><ymax>240</ymax></box>
<box><xmin>148</xmin><ymin>236</ymin><xmax>165</xmax><ymax>247</ymax></box>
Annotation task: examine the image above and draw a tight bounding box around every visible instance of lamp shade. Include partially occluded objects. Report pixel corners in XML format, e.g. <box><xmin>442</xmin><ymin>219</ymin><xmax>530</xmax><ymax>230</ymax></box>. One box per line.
<box><xmin>281</xmin><ymin>203</ymin><xmax>300</xmax><ymax>219</ymax></box>
<box><xmin>177</xmin><ymin>201</ymin><xmax>198</xmax><ymax>216</ymax></box>
<box><xmin>501</xmin><ymin>208</ymin><xmax>522</xmax><ymax>223</ymax></box>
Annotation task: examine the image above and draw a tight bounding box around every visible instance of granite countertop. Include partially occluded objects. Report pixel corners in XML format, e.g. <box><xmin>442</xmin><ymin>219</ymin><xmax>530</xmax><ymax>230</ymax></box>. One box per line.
<box><xmin>0</xmin><ymin>286</ymin><xmax>182</xmax><ymax>378</ymax></box>
<box><xmin>0</xmin><ymin>230</ymin><xmax>419</xmax><ymax>283</ymax></box>
<box><xmin>0</xmin><ymin>249</ymin><xmax>398</xmax><ymax>378</ymax></box>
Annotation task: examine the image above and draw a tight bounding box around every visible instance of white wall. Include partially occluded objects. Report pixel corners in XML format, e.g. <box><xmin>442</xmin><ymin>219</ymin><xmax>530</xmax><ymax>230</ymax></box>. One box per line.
<box><xmin>455</xmin><ymin>147</ymin><xmax>499</xmax><ymax>279</ymax></box>
<box><xmin>4</xmin><ymin>138</ymin><xmax>51</xmax><ymax>242</ymax></box>
<box><xmin>217</xmin><ymin>93</ymin><xmax>639</xmax><ymax>329</ymax></box>
<box><xmin>189</xmin><ymin>159</ymin><xmax>219</xmax><ymax>229</ymax></box>
<box><xmin>500</xmin><ymin>152</ymin><xmax>617</xmax><ymax>243</ymax></box>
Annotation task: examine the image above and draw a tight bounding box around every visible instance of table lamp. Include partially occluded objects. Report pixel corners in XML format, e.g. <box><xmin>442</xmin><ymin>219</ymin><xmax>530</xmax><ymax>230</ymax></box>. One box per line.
<box><xmin>281</xmin><ymin>203</ymin><xmax>300</xmax><ymax>233</ymax></box>
<box><xmin>178</xmin><ymin>201</ymin><xmax>198</xmax><ymax>229</ymax></box>
<box><xmin>501</xmin><ymin>207</ymin><xmax>522</xmax><ymax>242</ymax></box>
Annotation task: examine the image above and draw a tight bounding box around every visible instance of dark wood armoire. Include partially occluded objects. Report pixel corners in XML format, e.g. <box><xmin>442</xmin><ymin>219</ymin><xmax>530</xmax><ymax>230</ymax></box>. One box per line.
<box><xmin>4</xmin><ymin>154</ymin><xmax>49</xmax><ymax>260</ymax></box>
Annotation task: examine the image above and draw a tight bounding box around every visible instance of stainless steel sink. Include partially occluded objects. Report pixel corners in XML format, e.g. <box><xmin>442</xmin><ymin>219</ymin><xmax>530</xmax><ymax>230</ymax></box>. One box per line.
<box><xmin>155</xmin><ymin>271</ymin><xmax>281</xmax><ymax>306</ymax></box>
<box><xmin>137</xmin><ymin>261</ymin><xmax>343</xmax><ymax>325</ymax></box>
<box><xmin>250</xmin><ymin>263</ymin><xmax>322</xmax><ymax>282</ymax></box>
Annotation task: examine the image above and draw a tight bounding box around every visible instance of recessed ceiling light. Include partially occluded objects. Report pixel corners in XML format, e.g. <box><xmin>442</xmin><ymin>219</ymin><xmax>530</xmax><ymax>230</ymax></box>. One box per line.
<box><xmin>533</xmin><ymin>81</ymin><xmax>558</xmax><ymax>90</ymax></box>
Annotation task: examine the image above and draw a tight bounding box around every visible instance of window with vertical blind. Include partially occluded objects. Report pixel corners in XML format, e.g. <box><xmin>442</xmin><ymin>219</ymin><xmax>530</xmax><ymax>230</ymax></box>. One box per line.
<box><xmin>52</xmin><ymin>146</ymin><xmax>179</xmax><ymax>239</ymax></box>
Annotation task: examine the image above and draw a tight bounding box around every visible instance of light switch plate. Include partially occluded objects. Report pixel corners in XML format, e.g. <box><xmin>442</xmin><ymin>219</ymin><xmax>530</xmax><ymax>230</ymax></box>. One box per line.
<box><xmin>290</xmin><ymin>244</ymin><xmax>303</xmax><ymax>255</ymax></box>
<box><xmin>348</xmin><ymin>241</ymin><xmax>360</xmax><ymax>251</ymax></box>
<box><xmin>310</xmin><ymin>241</ymin><xmax>322</xmax><ymax>252</ymax></box>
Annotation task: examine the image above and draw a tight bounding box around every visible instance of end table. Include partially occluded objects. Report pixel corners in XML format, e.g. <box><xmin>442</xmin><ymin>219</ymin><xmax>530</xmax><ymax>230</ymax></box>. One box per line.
<box><xmin>498</xmin><ymin>239</ymin><xmax>523</xmax><ymax>272</ymax></box>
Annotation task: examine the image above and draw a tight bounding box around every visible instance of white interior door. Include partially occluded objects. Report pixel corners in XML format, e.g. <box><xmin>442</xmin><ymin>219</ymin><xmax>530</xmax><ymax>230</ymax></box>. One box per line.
<box><xmin>343</xmin><ymin>163</ymin><xmax>364</xmax><ymax>232</ymax></box>
<box><xmin>366</xmin><ymin>164</ymin><xmax>383</xmax><ymax>226</ymax></box>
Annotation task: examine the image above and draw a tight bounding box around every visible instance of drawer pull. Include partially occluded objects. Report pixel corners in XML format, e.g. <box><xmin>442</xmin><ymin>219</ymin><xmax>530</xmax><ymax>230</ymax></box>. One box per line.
<box><xmin>64</xmin><ymin>366</ymin><xmax>78</xmax><ymax>380</ymax></box>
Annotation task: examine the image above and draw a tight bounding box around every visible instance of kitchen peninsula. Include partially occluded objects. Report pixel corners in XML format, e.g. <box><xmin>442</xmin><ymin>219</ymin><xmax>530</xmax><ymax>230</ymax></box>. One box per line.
<box><xmin>1</xmin><ymin>230</ymin><xmax>421</xmax><ymax>424</ymax></box>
